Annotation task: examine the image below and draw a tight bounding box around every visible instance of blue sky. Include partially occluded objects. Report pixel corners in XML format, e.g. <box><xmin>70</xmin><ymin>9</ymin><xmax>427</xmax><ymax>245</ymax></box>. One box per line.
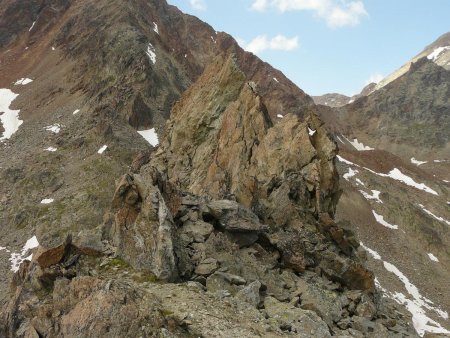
<box><xmin>167</xmin><ymin>0</ymin><xmax>450</xmax><ymax>96</ymax></box>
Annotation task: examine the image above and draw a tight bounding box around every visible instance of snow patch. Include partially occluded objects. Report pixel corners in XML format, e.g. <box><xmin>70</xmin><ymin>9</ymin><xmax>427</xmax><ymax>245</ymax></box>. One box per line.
<box><xmin>29</xmin><ymin>21</ymin><xmax>36</xmax><ymax>32</ymax></box>
<box><xmin>41</xmin><ymin>198</ymin><xmax>54</xmax><ymax>204</ymax></box>
<box><xmin>9</xmin><ymin>236</ymin><xmax>39</xmax><ymax>272</ymax></box>
<box><xmin>14</xmin><ymin>78</ymin><xmax>33</xmax><ymax>85</ymax></box>
<box><xmin>360</xmin><ymin>190</ymin><xmax>382</xmax><ymax>203</ymax></box>
<box><xmin>411</xmin><ymin>158</ymin><xmax>427</xmax><ymax>166</ymax></box>
<box><xmin>427</xmin><ymin>253</ymin><xmax>439</xmax><ymax>262</ymax></box>
<box><xmin>336</xmin><ymin>135</ymin><xmax>345</xmax><ymax>144</ymax></box>
<box><xmin>72</xmin><ymin>109</ymin><xmax>80</xmax><ymax>115</ymax></box>
<box><xmin>98</xmin><ymin>145</ymin><xmax>108</xmax><ymax>154</ymax></box>
<box><xmin>308</xmin><ymin>127</ymin><xmax>316</xmax><ymax>136</ymax></box>
<box><xmin>0</xmin><ymin>88</ymin><xmax>22</xmax><ymax>140</ymax></box>
<box><xmin>427</xmin><ymin>46</ymin><xmax>450</xmax><ymax>61</ymax></box>
<box><xmin>52</xmin><ymin>46</ymin><xmax>55</xmax><ymax>51</ymax></box>
<box><xmin>348</xmin><ymin>99</ymin><xmax>354</xmax><ymax>104</ymax></box>
<box><xmin>153</xmin><ymin>22</ymin><xmax>159</xmax><ymax>34</ymax></box>
<box><xmin>387</xmin><ymin>168</ymin><xmax>438</xmax><ymax>195</ymax></box>
<box><xmin>418</xmin><ymin>204</ymin><xmax>450</xmax><ymax>226</ymax></box>
<box><xmin>137</xmin><ymin>128</ymin><xmax>159</xmax><ymax>147</ymax></box>
<box><xmin>276</xmin><ymin>114</ymin><xmax>283</xmax><ymax>118</ymax></box>
<box><xmin>210</xmin><ymin>36</ymin><xmax>217</xmax><ymax>44</ymax></box>
<box><xmin>45</xmin><ymin>147</ymin><xmax>57</xmax><ymax>152</ymax></box>
<box><xmin>360</xmin><ymin>242</ymin><xmax>449</xmax><ymax>336</ymax></box>
<box><xmin>343</xmin><ymin>168</ymin><xmax>358</xmax><ymax>181</ymax></box>
<box><xmin>273</xmin><ymin>77</ymin><xmax>279</xmax><ymax>83</ymax></box>
<box><xmin>44</xmin><ymin>123</ymin><xmax>61</xmax><ymax>134</ymax></box>
<box><xmin>146</xmin><ymin>43</ymin><xmax>156</xmax><ymax>64</ymax></box>
<box><xmin>372</xmin><ymin>210</ymin><xmax>398</xmax><ymax>229</ymax></box>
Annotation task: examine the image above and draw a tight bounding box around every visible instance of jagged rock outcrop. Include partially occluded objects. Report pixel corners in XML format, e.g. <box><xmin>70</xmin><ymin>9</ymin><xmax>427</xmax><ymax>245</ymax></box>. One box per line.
<box><xmin>66</xmin><ymin>54</ymin><xmax>417</xmax><ymax>336</ymax></box>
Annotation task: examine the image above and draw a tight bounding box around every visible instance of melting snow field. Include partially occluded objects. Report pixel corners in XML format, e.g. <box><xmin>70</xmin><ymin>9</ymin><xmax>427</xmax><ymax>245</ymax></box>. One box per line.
<box><xmin>138</xmin><ymin>128</ymin><xmax>159</xmax><ymax>147</ymax></box>
<box><xmin>98</xmin><ymin>145</ymin><xmax>108</xmax><ymax>154</ymax></box>
<box><xmin>361</xmin><ymin>242</ymin><xmax>449</xmax><ymax>336</ymax></box>
<box><xmin>9</xmin><ymin>236</ymin><xmax>39</xmax><ymax>272</ymax></box>
<box><xmin>411</xmin><ymin>157</ymin><xmax>427</xmax><ymax>166</ymax></box>
<box><xmin>14</xmin><ymin>78</ymin><xmax>33</xmax><ymax>85</ymax></box>
<box><xmin>372</xmin><ymin>210</ymin><xmax>398</xmax><ymax>229</ymax></box>
<box><xmin>44</xmin><ymin>123</ymin><xmax>62</xmax><ymax>134</ymax></box>
<box><xmin>0</xmin><ymin>88</ymin><xmax>22</xmax><ymax>140</ymax></box>
<box><xmin>427</xmin><ymin>46</ymin><xmax>450</xmax><ymax>61</ymax></box>
<box><xmin>146</xmin><ymin>43</ymin><xmax>156</xmax><ymax>64</ymax></box>
<box><xmin>427</xmin><ymin>253</ymin><xmax>439</xmax><ymax>262</ymax></box>
<box><xmin>418</xmin><ymin>204</ymin><xmax>450</xmax><ymax>226</ymax></box>
<box><xmin>153</xmin><ymin>22</ymin><xmax>159</xmax><ymax>34</ymax></box>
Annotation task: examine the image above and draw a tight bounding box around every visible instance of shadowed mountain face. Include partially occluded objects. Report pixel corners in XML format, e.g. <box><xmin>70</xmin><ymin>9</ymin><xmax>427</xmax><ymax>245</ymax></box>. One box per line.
<box><xmin>0</xmin><ymin>0</ymin><xmax>447</xmax><ymax>337</ymax></box>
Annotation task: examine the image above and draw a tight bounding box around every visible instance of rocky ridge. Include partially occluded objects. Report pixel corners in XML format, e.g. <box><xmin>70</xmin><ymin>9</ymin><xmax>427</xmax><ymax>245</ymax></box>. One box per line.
<box><xmin>0</xmin><ymin>0</ymin><xmax>441</xmax><ymax>337</ymax></box>
<box><xmin>1</xmin><ymin>51</ymin><xmax>419</xmax><ymax>337</ymax></box>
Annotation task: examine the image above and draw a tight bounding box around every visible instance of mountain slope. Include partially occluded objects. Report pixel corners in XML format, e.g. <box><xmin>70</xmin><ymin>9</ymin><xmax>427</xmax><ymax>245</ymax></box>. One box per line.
<box><xmin>0</xmin><ymin>0</ymin><xmax>441</xmax><ymax>337</ymax></box>
<box><xmin>315</xmin><ymin>33</ymin><xmax>450</xmax><ymax>336</ymax></box>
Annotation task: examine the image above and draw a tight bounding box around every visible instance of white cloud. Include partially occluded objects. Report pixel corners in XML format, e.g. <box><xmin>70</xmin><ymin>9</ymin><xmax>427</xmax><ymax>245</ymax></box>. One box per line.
<box><xmin>251</xmin><ymin>0</ymin><xmax>368</xmax><ymax>28</ymax></box>
<box><xmin>365</xmin><ymin>73</ymin><xmax>384</xmax><ymax>85</ymax></box>
<box><xmin>251</xmin><ymin>0</ymin><xmax>269</xmax><ymax>11</ymax></box>
<box><xmin>190</xmin><ymin>0</ymin><xmax>206</xmax><ymax>11</ymax></box>
<box><xmin>244</xmin><ymin>34</ymin><xmax>299</xmax><ymax>54</ymax></box>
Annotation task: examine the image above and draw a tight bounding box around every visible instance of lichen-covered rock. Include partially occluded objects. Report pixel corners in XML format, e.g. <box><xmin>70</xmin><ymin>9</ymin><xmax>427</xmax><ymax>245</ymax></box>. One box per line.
<box><xmin>111</xmin><ymin>173</ymin><xmax>178</xmax><ymax>281</ymax></box>
<box><xmin>264</xmin><ymin>296</ymin><xmax>331</xmax><ymax>337</ymax></box>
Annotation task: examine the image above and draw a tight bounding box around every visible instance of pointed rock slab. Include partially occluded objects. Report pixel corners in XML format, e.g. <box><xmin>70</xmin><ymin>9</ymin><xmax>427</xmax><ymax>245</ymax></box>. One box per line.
<box><xmin>112</xmin><ymin>173</ymin><xmax>178</xmax><ymax>281</ymax></box>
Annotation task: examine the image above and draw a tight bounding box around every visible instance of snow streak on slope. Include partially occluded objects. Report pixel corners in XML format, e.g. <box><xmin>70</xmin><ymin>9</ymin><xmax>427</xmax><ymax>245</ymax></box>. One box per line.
<box><xmin>337</xmin><ymin>156</ymin><xmax>437</xmax><ymax>195</ymax></box>
<box><xmin>411</xmin><ymin>158</ymin><xmax>427</xmax><ymax>166</ymax></box>
<box><xmin>418</xmin><ymin>204</ymin><xmax>450</xmax><ymax>225</ymax></box>
<box><xmin>360</xmin><ymin>243</ymin><xmax>449</xmax><ymax>336</ymax></box>
<box><xmin>146</xmin><ymin>43</ymin><xmax>156</xmax><ymax>64</ymax></box>
<box><xmin>372</xmin><ymin>210</ymin><xmax>398</xmax><ymax>229</ymax></box>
